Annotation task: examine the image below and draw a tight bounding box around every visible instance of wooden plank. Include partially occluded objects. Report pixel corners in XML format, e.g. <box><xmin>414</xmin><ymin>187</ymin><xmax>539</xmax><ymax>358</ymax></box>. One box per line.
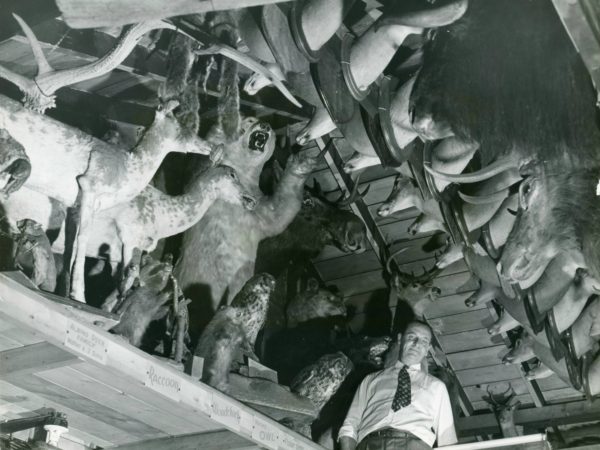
<box><xmin>425</xmin><ymin>291</ymin><xmax>481</xmax><ymax>319</ymax></box>
<box><xmin>536</xmin><ymin>375</ymin><xmax>570</xmax><ymax>391</ymax></box>
<box><xmin>0</xmin><ymin>334</ymin><xmax>25</xmax><ymax>352</ymax></box>
<box><xmin>110</xmin><ymin>429</ymin><xmax>258</xmax><ymax>450</ymax></box>
<box><xmin>543</xmin><ymin>387</ymin><xmax>585</xmax><ymax>403</ymax></box>
<box><xmin>446</xmin><ymin>345</ymin><xmax>507</xmax><ymax>370</ymax></box>
<box><xmin>457</xmin><ymin>400</ymin><xmax>600</xmax><ymax>436</ymax></box>
<box><xmin>438</xmin><ymin>328</ymin><xmax>505</xmax><ymax>353</ymax></box>
<box><xmin>0</xmin><ymin>342</ymin><xmax>78</xmax><ymax>376</ymax></box>
<box><xmin>36</xmin><ymin>365</ymin><xmax>199</xmax><ymax>436</ymax></box>
<box><xmin>6</xmin><ymin>373</ymin><xmax>167</xmax><ymax>440</ymax></box>
<box><xmin>429</xmin><ymin>308</ymin><xmax>492</xmax><ymax>336</ymax></box>
<box><xmin>471</xmin><ymin>393</ymin><xmax>533</xmax><ymax>411</ymax></box>
<box><xmin>0</xmin><ymin>273</ymin><xmax>324</xmax><ymax>450</ymax></box>
<box><xmin>72</xmin><ymin>363</ymin><xmax>220</xmax><ymax>433</ymax></box>
<box><xmin>455</xmin><ymin>363</ymin><xmax>522</xmax><ymax>387</ymax></box>
<box><xmin>315</xmin><ymin>249</ymin><xmax>381</xmax><ymax>281</ymax></box>
<box><xmin>0</xmin><ymin>312</ymin><xmax>48</xmax><ymax>346</ymax></box>
<box><xmin>0</xmin><ymin>379</ymin><xmax>128</xmax><ymax>447</ymax></box>
<box><xmin>463</xmin><ymin>378</ymin><xmax>530</xmax><ymax>404</ymax></box>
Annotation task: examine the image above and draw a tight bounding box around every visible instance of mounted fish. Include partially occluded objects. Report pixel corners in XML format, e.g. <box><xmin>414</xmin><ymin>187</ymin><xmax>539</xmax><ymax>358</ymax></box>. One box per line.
<box><xmin>0</xmin><ymin>15</ymin><xmax>223</xmax><ymax>302</ymax></box>
<box><xmin>194</xmin><ymin>274</ymin><xmax>275</xmax><ymax>392</ymax></box>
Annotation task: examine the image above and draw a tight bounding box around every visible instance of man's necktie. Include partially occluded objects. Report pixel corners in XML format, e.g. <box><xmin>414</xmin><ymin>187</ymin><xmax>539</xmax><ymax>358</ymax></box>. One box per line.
<box><xmin>391</xmin><ymin>366</ymin><xmax>411</xmax><ymax>411</ymax></box>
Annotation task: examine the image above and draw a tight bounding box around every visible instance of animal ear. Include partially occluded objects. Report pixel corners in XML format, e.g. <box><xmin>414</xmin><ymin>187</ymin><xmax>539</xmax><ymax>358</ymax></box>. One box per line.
<box><xmin>307</xmin><ymin>278</ymin><xmax>319</xmax><ymax>292</ymax></box>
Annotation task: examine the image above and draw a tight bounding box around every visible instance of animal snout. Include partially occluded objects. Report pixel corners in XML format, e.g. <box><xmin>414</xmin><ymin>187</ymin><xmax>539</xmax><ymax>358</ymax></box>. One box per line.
<box><xmin>377</xmin><ymin>204</ymin><xmax>391</xmax><ymax>217</ymax></box>
<box><xmin>431</xmin><ymin>286</ymin><xmax>442</xmax><ymax>296</ymax></box>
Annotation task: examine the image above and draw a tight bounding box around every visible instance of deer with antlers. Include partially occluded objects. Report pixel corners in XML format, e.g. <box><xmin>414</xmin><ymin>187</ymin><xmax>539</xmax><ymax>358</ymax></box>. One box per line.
<box><xmin>385</xmin><ymin>247</ymin><xmax>442</xmax><ymax>319</ymax></box>
<box><xmin>482</xmin><ymin>384</ymin><xmax>522</xmax><ymax>438</ymax></box>
<box><xmin>0</xmin><ymin>15</ymin><xmax>224</xmax><ymax>301</ymax></box>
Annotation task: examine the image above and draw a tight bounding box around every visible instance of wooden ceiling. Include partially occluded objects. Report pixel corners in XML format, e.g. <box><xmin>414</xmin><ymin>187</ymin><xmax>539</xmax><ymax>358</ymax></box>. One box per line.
<box><xmin>0</xmin><ymin>1</ymin><xmax>598</xmax><ymax>446</ymax></box>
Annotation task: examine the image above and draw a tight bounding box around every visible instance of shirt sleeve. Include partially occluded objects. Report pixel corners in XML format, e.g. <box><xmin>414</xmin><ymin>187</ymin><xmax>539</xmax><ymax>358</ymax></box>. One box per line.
<box><xmin>433</xmin><ymin>382</ymin><xmax>458</xmax><ymax>446</ymax></box>
<box><xmin>338</xmin><ymin>373</ymin><xmax>371</xmax><ymax>441</ymax></box>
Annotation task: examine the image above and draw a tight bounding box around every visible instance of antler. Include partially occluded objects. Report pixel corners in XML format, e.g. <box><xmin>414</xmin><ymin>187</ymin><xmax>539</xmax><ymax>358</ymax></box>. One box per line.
<box><xmin>333</xmin><ymin>173</ymin><xmax>371</xmax><ymax>206</ymax></box>
<box><xmin>1</xmin><ymin>14</ymin><xmax>174</xmax><ymax>112</ymax></box>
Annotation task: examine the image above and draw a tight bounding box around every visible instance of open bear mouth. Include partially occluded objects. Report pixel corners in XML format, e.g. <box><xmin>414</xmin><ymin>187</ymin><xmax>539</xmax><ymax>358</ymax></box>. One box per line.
<box><xmin>249</xmin><ymin>130</ymin><xmax>269</xmax><ymax>152</ymax></box>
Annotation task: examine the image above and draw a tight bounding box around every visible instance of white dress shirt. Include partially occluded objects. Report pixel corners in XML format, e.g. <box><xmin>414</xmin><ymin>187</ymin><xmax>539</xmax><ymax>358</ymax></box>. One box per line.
<box><xmin>338</xmin><ymin>361</ymin><xmax>458</xmax><ymax>447</ymax></box>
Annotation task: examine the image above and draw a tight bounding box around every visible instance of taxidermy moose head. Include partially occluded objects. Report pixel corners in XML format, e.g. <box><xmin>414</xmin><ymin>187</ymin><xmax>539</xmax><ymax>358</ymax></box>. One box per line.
<box><xmin>499</xmin><ymin>161</ymin><xmax>600</xmax><ymax>287</ymax></box>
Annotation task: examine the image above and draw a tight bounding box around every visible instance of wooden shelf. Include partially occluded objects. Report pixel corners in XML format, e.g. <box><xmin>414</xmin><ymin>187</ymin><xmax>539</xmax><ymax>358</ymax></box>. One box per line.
<box><xmin>0</xmin><ymin>272</ymin><xmax>323</xmax><ymax>450</ymax></box>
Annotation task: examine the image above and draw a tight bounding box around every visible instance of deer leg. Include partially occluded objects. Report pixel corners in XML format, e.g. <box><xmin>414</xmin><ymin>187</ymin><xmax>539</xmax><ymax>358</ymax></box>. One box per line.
<box><xmin>348</xmin><ymin>25</ymin><xmax>420</xmax><ymax>93</ymax></box>
<box><xmin>69</xmin><ymin>182</ymin><xmax>96</xmax><ymax>302</ymax></box>
<box><xmin>298</xmin><ymin>0</ymin><xmax>344</xmax><ymax>52</ymax></box>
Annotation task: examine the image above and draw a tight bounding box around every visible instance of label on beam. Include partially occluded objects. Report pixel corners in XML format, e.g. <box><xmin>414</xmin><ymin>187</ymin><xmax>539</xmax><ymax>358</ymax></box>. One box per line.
<box><xmin>144</xmin><ymin>362</ymin><xmax>182</xmax><ymax>402</ymax></box>
<box><xmin>64</xmin><ymin>319</ymin><xmax>107</xmax><ymax>365</ymax></box>
<box><xmin>253</xmin><ymin>416</ymin><xmax>280</xmax><ymax>449</ymax></box>
<box><xmin>211</xmin><ymin>393</ymin><xmax>244</xmax><ymax>431</ymax></box>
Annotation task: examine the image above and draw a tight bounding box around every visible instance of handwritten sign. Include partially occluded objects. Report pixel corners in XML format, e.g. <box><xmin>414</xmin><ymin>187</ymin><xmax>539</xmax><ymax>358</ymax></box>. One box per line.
<box><xmin>253</xmin><ymin>416</ymin><xmax>279</xmax><ymax>449</ymax></box>
<box><xmin>144</xmin><ymin>363</ymin><xmax>181</xmax><ymax>401</ymax></box>
<box><xmin>64</xmin><ymin>320</ymin><xmax>107</xmax><ymax>364</ymax></box>
<box><xmin>211</xmin><ymin>394</ymin><xmax>243</xmax><ymax>431</ymax></box>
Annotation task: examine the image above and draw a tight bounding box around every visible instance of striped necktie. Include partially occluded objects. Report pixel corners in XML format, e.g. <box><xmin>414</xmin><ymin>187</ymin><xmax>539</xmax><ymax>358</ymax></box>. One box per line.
<box><xmin>391</xmin><ymin>365</ymin><xmax>411</xmax><ymax>411</ymax></box>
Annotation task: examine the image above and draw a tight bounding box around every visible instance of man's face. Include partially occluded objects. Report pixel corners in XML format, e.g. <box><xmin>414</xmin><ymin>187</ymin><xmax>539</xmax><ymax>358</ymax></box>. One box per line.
<box><xmin>399</xmin><ymin>323</ymin><xmax>432</xmax><ymax>366</ymax></box>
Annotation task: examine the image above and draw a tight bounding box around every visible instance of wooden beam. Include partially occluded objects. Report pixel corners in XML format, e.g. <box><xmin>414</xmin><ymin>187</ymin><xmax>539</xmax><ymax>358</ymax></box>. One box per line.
<box><xmin>457</xmin><ymin>400</ymin><xmax>600</xmax><ymax>436</ymax></box>
<box><xmin>0</xmin><ymin>342</ymin><xmax>78</xmax><ymax>377</ymax></box>
<box><xmin>110</xmin><ymin>429</ymin><xmax>258</xmax><ymax>450</ymax></box>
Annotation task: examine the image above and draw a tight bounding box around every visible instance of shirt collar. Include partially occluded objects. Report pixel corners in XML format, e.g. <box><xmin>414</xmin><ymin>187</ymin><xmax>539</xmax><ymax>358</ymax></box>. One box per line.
<box><xmin>394</xmin><ymin>360</ymin><xmax>422</xmax><ymax>371</ymax></box>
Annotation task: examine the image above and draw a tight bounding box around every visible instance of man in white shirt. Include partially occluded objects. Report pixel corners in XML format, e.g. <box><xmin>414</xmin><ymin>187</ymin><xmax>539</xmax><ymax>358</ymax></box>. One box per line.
<box><xmin>339</xmin><ymin>321</ymin><xmax>457</xmax><ymax>449</ymax></box>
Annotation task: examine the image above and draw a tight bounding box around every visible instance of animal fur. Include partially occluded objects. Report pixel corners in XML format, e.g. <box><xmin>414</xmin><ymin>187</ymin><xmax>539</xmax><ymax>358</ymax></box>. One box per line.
<box><xmin>109</xmin><ymin>255</ymin><xmax>173</xmax><ymax>347</ymax></box>
<box><xmin>411</xmin><ymin>0</ymin><xmax>600</xmax><ymax>165</ymax></box>
<box><xmin>14</xmin><ymin>219</ymin><xmax>56</xmax><ymax>292</ymax></box>
<box><xmin>194</xmin><ymin>273</ymin><xmax>275</xmax><ymax>391</ymax></box>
